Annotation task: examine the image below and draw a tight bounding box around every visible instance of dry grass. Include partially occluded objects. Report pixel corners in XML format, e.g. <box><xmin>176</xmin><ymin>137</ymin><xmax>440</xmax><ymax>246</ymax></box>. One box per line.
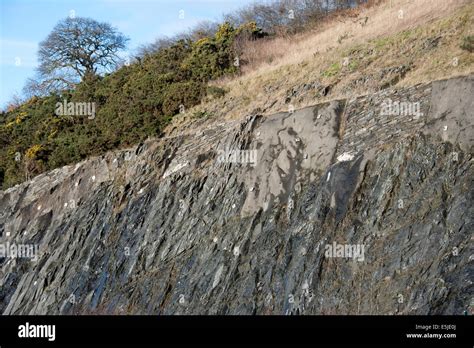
<box><xmin>164</xmin><ymin>0</ymin><xmax>473</xmax><ymax>136</ymax></box>
<box><xmin>235</xmin><ymin>36</ymin><xmax>292</xmax><ymax>75</ymax></box>
<box><xmin>235</xmin><ymin>0</ymin><xmax>469</xmax><ymax>80</ymax></box>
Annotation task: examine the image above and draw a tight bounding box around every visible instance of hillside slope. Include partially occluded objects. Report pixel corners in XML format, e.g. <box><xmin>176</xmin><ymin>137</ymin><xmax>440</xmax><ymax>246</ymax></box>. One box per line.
<box><xmin>1</xmin><ymin>75</ymin><xmax>472</xmax><ymax>314</ymax></box>
<box><xmin>165</xmin><ymin>0</ymin><xmax>473</xmax><ymax>136</ymax></box>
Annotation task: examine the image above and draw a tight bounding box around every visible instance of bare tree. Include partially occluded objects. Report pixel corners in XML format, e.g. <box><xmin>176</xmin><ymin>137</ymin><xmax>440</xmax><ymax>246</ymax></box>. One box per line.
<box><xmin>137</xmin><ymin>37</ymin><xmax>176</xmax><ymax>57</ymax></box>
<box><xmin>187</xmin><ymin>20</ymin><xmax>220</xmax><ymax>41</ymax></box>
<box><xmin>137</xmin><ymin>20</ymin><xmax>219</xmax><ymax>57</ymax></box>
<box><xmin>28</xmin><ymin>17</ymin><xmax>128</xmax><ymax>95</ymax></box>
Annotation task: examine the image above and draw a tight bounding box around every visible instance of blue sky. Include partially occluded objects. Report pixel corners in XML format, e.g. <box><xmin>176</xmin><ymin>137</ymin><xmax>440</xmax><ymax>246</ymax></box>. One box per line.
<box><xmin>0</xmin><ymin>0</ymin><xmax>256</xmax><ymax>108</ymax></box>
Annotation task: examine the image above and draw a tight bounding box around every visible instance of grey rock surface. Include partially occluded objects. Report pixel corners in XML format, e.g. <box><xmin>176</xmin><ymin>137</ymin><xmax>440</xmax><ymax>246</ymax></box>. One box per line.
<box><xmin>0</xmin><ymin>75</ymin><xmax>472</xmax><ymax>315</ymax></box>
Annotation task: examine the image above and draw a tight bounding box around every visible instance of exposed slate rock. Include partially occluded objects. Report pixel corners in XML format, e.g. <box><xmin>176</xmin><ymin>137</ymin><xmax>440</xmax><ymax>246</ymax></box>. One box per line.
<box><xmin>0</xmin><ymin>76</ymin><xmax>472</xmax><ymax>315</ymax></box>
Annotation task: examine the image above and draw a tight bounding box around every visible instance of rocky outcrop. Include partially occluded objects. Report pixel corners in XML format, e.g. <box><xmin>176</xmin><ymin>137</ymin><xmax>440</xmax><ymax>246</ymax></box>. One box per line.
<box><xmin>0</xmin><ymin>75</ymin><xmax>472</xmax><ymax>315</ymax></box>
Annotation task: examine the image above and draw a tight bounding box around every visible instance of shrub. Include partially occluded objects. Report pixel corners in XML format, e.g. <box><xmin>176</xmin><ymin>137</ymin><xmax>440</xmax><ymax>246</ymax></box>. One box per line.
<box><xmin>183</xmin><ymin>23</ymin><xmax>239</xmax><ymax>81</ymax></box>
<box><xmin>322</xmin><ymin>62</ymin><xmax>341</xmax><ymax>77</ymax></box>
<box><xmin>163</xmin><ymin>81</ymin><xmax>205</xmax><ymax>116</ymax></box>
<box><xmin>460</xmin><ymin>35</ymin><xmax>473</xmax><ymax>52</ymax></box>
<box><xmin>25</xmin><ymin>144</ymin><xmax>46</xmax><ymax>160</ymax></box>
<box><xmin>207</xmin><ymin>85</ymin><xmax>227</xmax><ymax>99</ymax></box>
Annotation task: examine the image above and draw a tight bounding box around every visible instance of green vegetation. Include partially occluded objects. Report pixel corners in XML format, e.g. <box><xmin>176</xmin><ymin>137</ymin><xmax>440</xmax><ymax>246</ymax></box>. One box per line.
<box><xmin>373</xmin><ymin>37</ymin><xmax>390</xmax><ymax>49</ymax></box>
<box><xmin>192</xmin><ymin>110</ymin><xmax>213</xmax><ymax>119</ymax></box>
<box><xmin>347</xmin><ymin>59</ymin><xmax>359</xmax><ymax>71</ymax></box>
<box><xmin>460</xmin><ymin>35</ymin><xmax>473</xmax><ymax>52</ymax></box>
<box><xmin>322</xmin><ymin>62</ymin><xmax>341</xmax><ymax>77</ymax></box>
<box><xmin>206</xmin><ymin>86</ymin><xmax>228</xmax><ymax>99</ymax></box>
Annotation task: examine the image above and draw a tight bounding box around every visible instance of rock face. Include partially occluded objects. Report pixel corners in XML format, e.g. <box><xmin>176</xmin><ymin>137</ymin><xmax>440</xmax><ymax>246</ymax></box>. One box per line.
<box><xmin>0</xmin><ymin>75</ymin><xmax>472</xmax><ymax>315</ymax></box>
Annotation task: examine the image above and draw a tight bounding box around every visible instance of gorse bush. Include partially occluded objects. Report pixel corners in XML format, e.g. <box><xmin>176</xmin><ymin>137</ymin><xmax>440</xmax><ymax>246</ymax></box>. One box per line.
<box><xmin>460</xmin><ymin>35</ymin><xmax>473</xmax><ymax>52</ymax></box>
<box><xmin>183</xmin><ymin>23</ymin><xmax>239</xmax><ymax>81</ymax></box>
<box><xmin>206</xmin><ymin>86</ymin><xmax>228</xmax><ymax>99</ymax></box>
<box><xmin>0</xmin><ymin>22</ymin><xmax>259</xmax><ymax>189</ymax></box>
